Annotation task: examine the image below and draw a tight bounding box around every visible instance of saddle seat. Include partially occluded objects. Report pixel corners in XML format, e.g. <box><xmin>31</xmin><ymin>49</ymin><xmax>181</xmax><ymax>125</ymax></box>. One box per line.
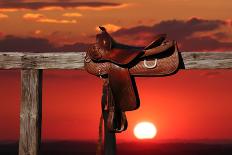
<box><xmin>88</xmin><ymin>26</ymin><xmax>170</xmax><ymax>66</ymax></box>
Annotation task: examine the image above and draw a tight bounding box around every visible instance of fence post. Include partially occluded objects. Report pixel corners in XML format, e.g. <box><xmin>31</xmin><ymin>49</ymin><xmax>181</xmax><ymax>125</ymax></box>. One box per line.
<box><xmin>19</xmin><ymin>69</ymin><xmax>43</xmax><ymax>155</ymax></box>
<box><xmin>102</xmin><ymin>81</ymin><xmax>116</xmax><ymax>155</ymax></box>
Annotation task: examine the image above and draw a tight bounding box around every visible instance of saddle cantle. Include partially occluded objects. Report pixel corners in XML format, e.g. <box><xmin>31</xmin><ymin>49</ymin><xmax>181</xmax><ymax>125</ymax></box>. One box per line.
<box><xmin>85</xmin><ymin>27</ymin><xmax>180</xmax><ymax>133</ymax></box>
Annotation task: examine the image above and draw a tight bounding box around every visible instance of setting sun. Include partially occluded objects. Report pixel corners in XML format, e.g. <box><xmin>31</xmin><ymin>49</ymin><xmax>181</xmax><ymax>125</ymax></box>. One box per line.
<box><xmin>134</xmin><ymin>122</ymin><xmax>157</xmax><ymax>140</ymax></box>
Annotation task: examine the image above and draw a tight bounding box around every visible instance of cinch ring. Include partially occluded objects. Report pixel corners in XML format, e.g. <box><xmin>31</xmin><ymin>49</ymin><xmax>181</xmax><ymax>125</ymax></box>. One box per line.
<box><xmin>143</xmin><ymin>59</ymin><xmax>157</xmax><ymax>69</ymax></box>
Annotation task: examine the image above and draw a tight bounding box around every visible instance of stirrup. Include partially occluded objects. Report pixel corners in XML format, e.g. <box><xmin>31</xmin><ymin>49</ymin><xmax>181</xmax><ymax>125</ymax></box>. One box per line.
<box><xmin>107</xmin><ymin>110</ymin><xmax>128</xmax><ymax>133</ymax></box>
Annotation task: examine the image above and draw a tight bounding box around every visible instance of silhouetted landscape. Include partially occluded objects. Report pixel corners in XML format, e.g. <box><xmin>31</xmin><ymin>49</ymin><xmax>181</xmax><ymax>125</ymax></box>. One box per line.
<box><xmin>0</xmin><ymin>140</ymin><xmax>232</xmax><ymax>155</ymax></box>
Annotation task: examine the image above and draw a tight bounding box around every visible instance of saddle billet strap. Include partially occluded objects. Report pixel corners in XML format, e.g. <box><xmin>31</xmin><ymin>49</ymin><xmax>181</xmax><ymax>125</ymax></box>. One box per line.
<box><xmin>105</xmin><ymin>80</ymin><xmax>128</xmax><ymax>133</ymax></box>
<box><xmin>108</xmin><ymin>63</ymin><xmax>139</xmax><ymax>111</ymax></box>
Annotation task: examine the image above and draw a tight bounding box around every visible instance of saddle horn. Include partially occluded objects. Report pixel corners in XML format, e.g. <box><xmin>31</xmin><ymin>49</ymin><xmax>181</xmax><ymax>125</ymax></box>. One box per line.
<box><xmin>99</xmin><ymin>26</ymin><xmax>106</xmax><ymax>32</ymax></box>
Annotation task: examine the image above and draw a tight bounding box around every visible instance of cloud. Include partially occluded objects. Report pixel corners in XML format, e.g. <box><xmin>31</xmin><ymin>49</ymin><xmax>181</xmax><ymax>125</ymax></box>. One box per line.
<box><xmin>0</xmin><ymin>35</ymin><xmax>55</xmax><ymax>52</ymax></box>
<box><xmin>58</xmin><ymin>42</ymin><xmax>91</xmax><ymax>52</ymax></box>
<box><xmin>112</xmin><ymin>17</ymin><xmax>232</xmax><ymax>51</ymax></box>
<box><xmin>23</xmin><ymin>13</ymin><xmax>45</xmax><ymax>20</ymax></box>
<box><xmin>34</xmin><ymin>30</ymin><xmax>42</xmax><ymax>35</ymax></box>
<box><xmin>0</xmin><ymin>1</ymin><xmax>126</xmax><ymax>12</ymax></box>
<box><xmin>225</xmin><ymin>19</ymin><xmax>232</xmax><ymax>27</ymax></box>
<box><xmin>0</xmin><ymin>32</ymin><xmax>4</xmax><ymax>38</ymax></box>
<box><xmin>77</xmin><ymin>3</ymin><xmax>129</xmax><ymax>11</ymax></box>
<box><xmin>0</xmin><ymin>35</ymin><xmax>90</xmax><ymax>52</ymax></box>
<box><xmin>1</xmin><ymin>17</ymin><xmax>231</xmax><ymax>52</ymax></box>
<box><xmin>23</xmin><ymin>13</ymin><xmax>77</xmax><ymax>24</ymax></box>
<box><xmin>212</xmin><ymin>32</ymin><xmax>230</xmax><ymax>40</ymax></box>
<box><xmin>0</xmin><ymin>13</ymin><xmax>8</xmax><ymax>19</ymax></box>
<box><xmin>62</xmin><ymin>13</ymin><xmax>82</xmax><ymax>17</ymax></box>
<box><xmin>37</xmin><ymin>18</ymin><xmax>77</xmax><ymax>24</ymax></box>
<box><xmin>0</xmin><ymin>8</ymin><xmax>23</xmax><ymax>12</ymax></box>
<box><xmin>39</xmin><ymin>6</ymin><xmax>65</xmax><ymax>11</ymax></box>
<box><xmin>96</xmin><ymin>24</ymin><xmax>121</xmax><ymax>32</ymax></box>
<box><xmin>114</xmin><ymin>17</ymin><xmax>226</xmax><ymax>39</ymax></box>
<box><xmin>181</xmin><ymin>37</ymin><xmax>232</xmax><ymax>51</ymax></box>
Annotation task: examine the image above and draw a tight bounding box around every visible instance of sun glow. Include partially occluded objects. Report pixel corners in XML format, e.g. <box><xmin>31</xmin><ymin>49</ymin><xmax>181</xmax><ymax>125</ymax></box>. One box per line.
<box><xmin>134</xmin><ymin>122</ymin><xmax>157</xmax><ymax>139</ymax></box>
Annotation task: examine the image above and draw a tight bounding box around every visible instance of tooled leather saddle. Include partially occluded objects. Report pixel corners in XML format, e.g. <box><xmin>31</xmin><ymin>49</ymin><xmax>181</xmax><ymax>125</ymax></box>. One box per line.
<box><xmin>85</xmin><ymin>26</ymin><xmax>180</xmax><ymax>133</ymax></box>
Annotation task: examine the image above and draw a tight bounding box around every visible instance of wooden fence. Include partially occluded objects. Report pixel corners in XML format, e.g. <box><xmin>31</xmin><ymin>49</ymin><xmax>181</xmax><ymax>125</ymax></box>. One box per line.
<box><xmin>0</xmin><ymin>52</ymin><xmax>232</xmax><ymax>155</ymax></box>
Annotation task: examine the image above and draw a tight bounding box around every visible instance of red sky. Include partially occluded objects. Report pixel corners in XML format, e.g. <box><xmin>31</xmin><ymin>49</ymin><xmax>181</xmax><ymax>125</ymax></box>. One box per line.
<box><xmin>0</xmin><ymin>0</ymin><xmax>232</xmax><ymax>142</ymax></box>
<box><xmin>0</xmin><ymin>70</ymin><xmax>231</xmax><ymax>142</ymax></box>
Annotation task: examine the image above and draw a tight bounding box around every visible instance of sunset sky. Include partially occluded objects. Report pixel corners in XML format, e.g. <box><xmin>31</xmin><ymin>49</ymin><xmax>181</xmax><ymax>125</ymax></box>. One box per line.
<box><xmin>0</xmin><ymin>0</ymin><xmax>232</xmax><ymax>142</ymax></box>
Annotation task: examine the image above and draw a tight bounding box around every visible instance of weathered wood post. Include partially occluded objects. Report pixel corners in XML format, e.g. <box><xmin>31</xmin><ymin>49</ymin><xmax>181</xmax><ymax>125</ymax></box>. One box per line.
<box><xmin>102</xmin><ymin>81</ymin><xmax>116</xmax><ymax>155</ymax></box>
<box><xmin>19</xmin><ymin>69</ymin><xmax>43</xmax><ymax>155</ymax></box>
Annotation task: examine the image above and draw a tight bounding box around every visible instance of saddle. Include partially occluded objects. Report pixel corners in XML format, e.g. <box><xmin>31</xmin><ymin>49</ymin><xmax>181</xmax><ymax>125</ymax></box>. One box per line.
<box><xmin>85</xmin><ymin>26</ymin><xmax>180</xmax><ymax>133</ymax></box>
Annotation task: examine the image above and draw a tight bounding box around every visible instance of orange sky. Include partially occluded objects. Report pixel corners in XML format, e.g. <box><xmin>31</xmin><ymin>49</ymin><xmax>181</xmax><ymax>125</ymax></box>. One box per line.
<box><xmin>0</xmin><ymin>0</ymin><xmax>232</xmax><ymax>46</ymax></box>
<box><xmin>0</xmin><ymin>0</ymin><xmax>232</xmax><ymax>142</ymax></box>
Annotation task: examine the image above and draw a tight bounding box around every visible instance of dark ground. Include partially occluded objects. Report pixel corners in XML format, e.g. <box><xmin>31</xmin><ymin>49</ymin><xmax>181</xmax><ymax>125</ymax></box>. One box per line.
<box><xmin>0</xmin><ymin>141</ymin><xmax>232</xmax><ymax>155</ymax></box>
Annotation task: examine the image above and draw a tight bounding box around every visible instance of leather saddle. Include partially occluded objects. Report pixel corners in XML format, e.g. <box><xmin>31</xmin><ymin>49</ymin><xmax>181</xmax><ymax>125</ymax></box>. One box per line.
<box><xmin>85</xmin><ymin>26</ymin><xmax>180</xmax><ymax>133</ymax></box>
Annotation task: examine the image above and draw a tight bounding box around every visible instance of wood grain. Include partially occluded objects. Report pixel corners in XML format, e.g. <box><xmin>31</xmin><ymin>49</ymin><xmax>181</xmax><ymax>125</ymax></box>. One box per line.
<box><xmin>19</xmin><ymin>70</ymin><xmax>42</xmax><ymax>155</ymax></box>
<box><xmin>0</xmin><ymin>52</ymin><xmax>85</xmax><ymax>69</ymax></box>
<box><xmin>0</xmin><ymin>52</ymin><xmax>231</xmax><ymax>69</ymax></box>
<box><xmin>181</xmin><ymin>52</ymin><xmax>232</xmax><ymax>69</ymax></box>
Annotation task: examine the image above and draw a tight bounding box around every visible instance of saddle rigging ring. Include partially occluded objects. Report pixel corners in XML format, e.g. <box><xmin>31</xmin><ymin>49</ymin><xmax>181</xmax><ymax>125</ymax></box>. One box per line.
<box><xmin>143</xmin><ymin>59</ymin><xmax>157</xmax><ymax>69</ymax></box>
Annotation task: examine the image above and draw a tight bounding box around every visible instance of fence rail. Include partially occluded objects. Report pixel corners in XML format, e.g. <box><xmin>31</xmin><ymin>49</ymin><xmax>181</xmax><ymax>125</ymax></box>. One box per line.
<box><xmin>0</xmin><ymin>52</ymin><xmax>232</xmax><ymax>69</ymax></box>
<box><xmin>0</xmin><ymin>51</ymin><xmax>232</xmax><ymax>155</ymax></box>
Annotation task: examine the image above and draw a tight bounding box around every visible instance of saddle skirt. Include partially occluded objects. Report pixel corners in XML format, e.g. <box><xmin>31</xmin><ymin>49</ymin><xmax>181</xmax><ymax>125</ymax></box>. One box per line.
<box><xmin>84</xmin><ymin>27</ymin><xmax>180</xmax><ymax>132</ymax></box>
